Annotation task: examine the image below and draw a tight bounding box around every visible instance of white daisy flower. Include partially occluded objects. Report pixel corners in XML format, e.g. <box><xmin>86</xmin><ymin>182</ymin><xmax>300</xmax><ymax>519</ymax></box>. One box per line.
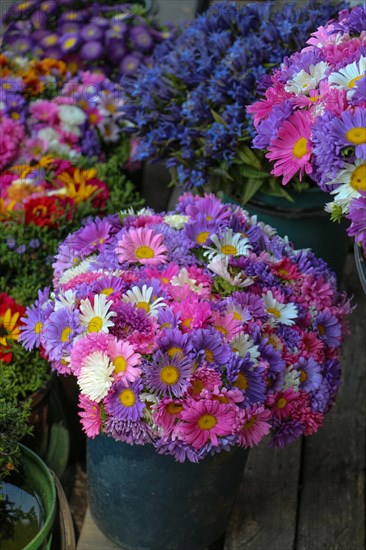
<box><xmin>207</xmin><ymin>256</ymin><xmax>254</xmax><ymax>288</ymax></box>
<box><xmin>203</xmin><ymin>228</ymin><xmax>252</xmax><ymax>260</ymax></box>
<box><xmin>79</xmin><ymin>294</ymin><xmax>116</xmax><ymax>334</ymax></box>
<box><xmin>285</xmin><ymin>61</ymin><xmax>329</xmax><ymax>94</ymax></box>
<box><xmin>97</xmin><ymin>119</ymin><xmax>120</xmax><ymax>142</ymax></box>
<box><xmin>263</xmin><ymin>291</ymin><xmax>298</xmax><ymax>326</ymax></box>
<box><xmin>257</xmin><ymin>220</ymin><xmax>278</xmax><ymax>237</ymax></box>
<box><xmin>328</xmin><ymin>56</ymin><xmax>366</xmax><ymax>98</ymax></box>
<box><xmin>230</xmin><ymin>333</ymin><xmax>260</xmax><ymax>364</ymax></box>
<box><xmin>170</xmin><ymin>268</ymin><xmax>203</xmax><ymax>294</ymax></box>
<box><xmin>58</xmin><ymin>256</ymin><xmax>96</xmax><ymax>285</ymax></box>
<box><xmin>163</xmin><ymin>214</ymin><xmax>189</xmax><ymax>229</ymax></box>
<box><xmin>54</xmin><ymin>290</ymin><xmax>77</xmax><ymax>311</ymax></box>
<box><xmin>327</xmin><ymin>159</ymin><xmax>366</xmax><ymax>213</ymax></box>
<box><xmin>282</xmin><ymin>367</ymin><xmax>301</xmax><ymax>392</ymax></box>
<box><xmin>78</xmin><ymin>351</ymin><xmax>114</xmax><ymax>402</ymax></box>
<box><xmin>122</xmin><ymin>284</ymin><xmax>166</xmax><ymax>317</ymax></box>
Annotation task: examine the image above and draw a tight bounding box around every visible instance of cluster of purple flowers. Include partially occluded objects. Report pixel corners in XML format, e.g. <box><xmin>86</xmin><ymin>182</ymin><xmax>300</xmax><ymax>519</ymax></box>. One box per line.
<box><xmin>123</xmin><ymin>0</ymin><xmax>346</xmax><ymax>195</ymax></box>
<box><xmin>2</xmin><ymin>1</ymin><xmax>171</xmax><ymax>81</ymax></box>
<box><xmin>20</xmin><ymin>193</ymin><xmax>351</xmax><ymax>462</ymax></box>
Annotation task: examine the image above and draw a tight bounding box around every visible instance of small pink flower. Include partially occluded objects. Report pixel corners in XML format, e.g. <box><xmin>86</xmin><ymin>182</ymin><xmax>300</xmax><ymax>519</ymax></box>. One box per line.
<box><xmin>116</xmin><ymin>227</ymin><xmax>167</xmax><ymax>265</ymax></box>
<box><xmin>70</xmin><ymin>333</ymin><xmax>110</xmax><ymax>376</ymax></box>
<box><xmin>0</xmin><ymin>117</ymin><xmax>24</xmax><ymax>170</ymax></box>
<box><xmin>267</xmin><ymin>388</ymin><xmax>299</xmax><ymax>420</ymax></box>
<box><xmin>108</xmin><ymin>336</ymin><xmax>142</xmax><ymax>383</ymax></box>
<box><xmin>30</xmin><ymin>100</ymin><xmax>59</xmax><ymax>123</ymax></box>
<box><xmin>78</xmin><ymin>394</ymin><xmax>101</xmax><ymax>438</ymax></box>
<box><xmin>153</xmin><ymin>398</ymin><xmax>184</xmax><ymax>433</ymax></box>
<box><xmin>235</xmin><ymin>404</ymin><xmax>272</xmax><ymax>447</ymax></box>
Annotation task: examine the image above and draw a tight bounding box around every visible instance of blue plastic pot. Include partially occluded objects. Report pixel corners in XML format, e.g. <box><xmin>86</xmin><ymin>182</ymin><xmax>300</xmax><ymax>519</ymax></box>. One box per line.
<box><xmin>87</xmin><ymin>435</ymin><xmax>249</xmax><ymax>550</ymax></box>
<box><xmin>244</xmin><ymin>188</ymin><xmax>350</xmax><ymax>280</ymax></box>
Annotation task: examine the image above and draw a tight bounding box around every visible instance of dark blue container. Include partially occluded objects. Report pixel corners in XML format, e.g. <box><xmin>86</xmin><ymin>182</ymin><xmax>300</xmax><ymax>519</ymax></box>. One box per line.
<box><xmin>87</xmin><ymin>435</ymin><xmax>249</xmax><ymax>550</ymax></box>
<box><xmin>354</xmin><ymin>242</ymin><xmax>366</xmax><ymax>295</ymax></box>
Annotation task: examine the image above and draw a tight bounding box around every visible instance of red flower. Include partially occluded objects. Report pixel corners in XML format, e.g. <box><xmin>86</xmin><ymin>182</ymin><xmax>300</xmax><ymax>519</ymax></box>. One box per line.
<box><xmin>23</xmin><ymin>196</ymin><xmax>75</xmax><ymax>227</ymax></box>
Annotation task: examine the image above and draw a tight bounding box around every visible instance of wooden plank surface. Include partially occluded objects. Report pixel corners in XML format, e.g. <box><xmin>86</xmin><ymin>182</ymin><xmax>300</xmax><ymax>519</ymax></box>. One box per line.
<box><xmin>78</xmin><ymin>509</ymin><xmax>121</xmax><ymax>550</ymax></box>
<box><xmin>296</xmin><ymin>256</ymin><xmax>366</xmax><ymax>550</ymax></box>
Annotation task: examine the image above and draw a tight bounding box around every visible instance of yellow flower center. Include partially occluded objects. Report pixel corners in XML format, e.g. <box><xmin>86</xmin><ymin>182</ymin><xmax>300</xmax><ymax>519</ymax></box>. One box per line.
<box><xmin>160</xmin><ymin>365</ymin><xmax>180</xmax><ymax>385</ymax></box>
<box><xmin>204</xmin><ymin>349</ymin><xmax>214</xmax><ymax>363</ymax></box>
<box><xmin>196</xmin><ymin>231</ymin><xmax>210</xmax><ymax>245</ymax></box>
<box><xmin>167</xmin><ymin>403</ymin><xmax>183</xmax><ymax>414</ymax></box>
<box><xmin>119</xmin><ymin>389</ymin><xmax>136</xmax><ymax>407</ymax></box>
<box><xmin>293</xmin><ymin>137</ymin><xmax>309</xmax><ymax>159</ymax></box>
<box><xmin>182</xmin><ymin>317</ymin><xmax>192</xmax><ymax>328</ymax></box>
<box><xmin>215</xmin><ymin>325</ymin><xmax>228</xmax><ymax>336</ymax></box>
<box><xmin>350</xmin><ymin>164</ymin><xmax>366</xmax><ymax>191</ymax></box>
<box><xmin>61</xmin><ymin>327</ymin><xmax>72</xmax><ymax>343</ymax></box>
<box><xmin>317</xmin><ymin>323</ymin><xmax>325</xmax><ymax>336</ymax></box>
<box><xmin>136</xmin><ymin>302</ymin><xmax>150</xmax><ymax>313</ymax></box>
<box><xmin>17</xmin><ymin>1</ymin><xmax>31</xmax><ymax>11</ymax></box>
<box><xmin>346</xmin><ymin>127</ymin><xmax>366</xmax><ymax>145</ymax></box>
<box><xmin>348</xmin><ymin>74</ymin><xmax>362</xmax><ymax>88</ymax></box>
<box><xmin>114</xmin><ymin>356</ymin><xmax>127</xmax><ymax>373</ymax></box>
<box><xmin>309</xmin><ymin>95</ymin><xmax>321</xmax><ymax>103</ymax></box>
<box><xmin>242</xmin><ymin>416</ymin><xmax>257</xmax><ymax>431</ymax></box>
<box><xmin>34</xmin><ymin>322</ymin><xmax>43</xmax><ymax>334</ymax></box>
<box><xmin>191</xmin><ymin>379</ymin><xmax>204</xmax><ymax>395</ymax></box>
<box><xmin>267</xmin><ymin>307</ymin><xmax>281</xmax><ymax>319</ymax></box>
<box><xmin>167</xmin><ymin>346</ymin><xmax>183</xmax><ymax>358</ymax></box>
<box><xmin>135</xmin><ymin>245</ymin><xmax>154</xmax><ymax>259</ymax></box>
<box><xmin>234</xmin><ymin>372</ymin><xmax>248</xmax><ymax>391</ymax></box>
<box><xmin>233</xmin><ymin>312</ymin><xmax>242</xmax><ymax>321</ymax></box>
<box><xmin>101</xmin><ymin>288</ymin><xmax>114</xmax><ymax>296</ymax></box>
<box><xmin>198</xmin><ymin>414</ymin><xmax>217</xmax><ymax>430</ymax></box>
<box><xmin>300</xmin><ymin>370</ymin><xmax>308</xmax><ymax>383</ymax></box>
<box><xmin>277</xmin><ymin>397</ymin><xmax>287</xmax><ymax>409</ymax></box>
<box><xmin>221</xmin><ymin>244</ymin><xmax>237</xmax><ymax>255</ymax></box>
<box><xmin>87</xmin><ymin>316</ymin><xmax>103</xmax><ymax>333</ymax></box>
<box><xmin>44</xmin><ymin>35</ymin><xmax>58</xmax><ymax>46</ymax></box>
<box><xmin>11</xmin><ymin>112</ymin><xmax>20</xmax><ymax>120</ymax></box>
<box><xmin>32</xmin><ymin>205</ymin><xmax>48</xmax><ymax>217</ymax></box>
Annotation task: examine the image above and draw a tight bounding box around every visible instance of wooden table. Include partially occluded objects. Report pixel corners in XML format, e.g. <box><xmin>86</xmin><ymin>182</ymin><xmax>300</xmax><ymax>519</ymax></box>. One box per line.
<box><xmin>78</xmin><ymin>254</ymin><xmax>366</xmax><ymax>550</ymax></box>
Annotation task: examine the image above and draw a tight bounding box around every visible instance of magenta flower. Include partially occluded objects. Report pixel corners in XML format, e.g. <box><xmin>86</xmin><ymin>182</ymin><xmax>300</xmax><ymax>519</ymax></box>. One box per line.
<box><xmin>78</xmin><ymin>394</ymin><xmax>101</xmax><ymax>438</ymax></box>
<box><xmin>116</xmin><ymin>227</ymin><xmax>167</xmax><ymax>265</ymax></box>
<box><xmin>178</xmin><ymin>399</ymin><xmax>237</xmax><ymax>449</ymax></box>
<box><xmin>235</xmin><ymin>404</ymin><xmax>272</xmax><ymax>447</ymax></box>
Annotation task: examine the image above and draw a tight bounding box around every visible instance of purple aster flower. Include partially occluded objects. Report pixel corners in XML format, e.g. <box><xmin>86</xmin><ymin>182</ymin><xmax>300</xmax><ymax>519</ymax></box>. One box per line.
<box><xmin>351</xmin><ymin>74</ymin><xmax>366</xmax><ymax>106</ymax></box>
<box><xmin>227</xmin><ymin>353</ymin><xmax>267</xmax><ymax>404</ymax></box>
<box><xmin>80</xmin><ymin>40</ymin><xmax>103</xmax><ymax>61</ymax></box>
<box><xmin>41</xmin><ymin>306</ymin><xmax>82</xmax><ymax>361</ymax></box>
<box><xmin>39</xmin><ymin>1</ymin><xmax>57</xmax><ymax>15</ymax></box>
<box><xmin>61</xmin><ymin>22</ymin><xmax>80</xmax><ymax>35</ymax></box>
<box><xmin>80</xmin><ymin>127</ymin><xmax>101</xmax><ymax>158</ymax></box>
<box><xmin>31</xmin><ymin>10</ymin><xmax>47</xmax><ymax>29</ymax></box>
<box><xmin>104</xmin><ymin>418</ymin><xmax>152</xmax><ymax>445</ymax></box>
<box><xmin>12</xmin><ymin>37</ymin><xmax>34</xmax><ymax>54</ymax></box>
<box><xmin>80</xmin><ymin>24</ymin><xmax>103</xmax><ymax>41</ymax></box>
<box><xmin>182</xmin><ymin>214</ymin><xmax>218</xmax><ymax>247</ymax></box>
<box><xmin>19</xmin><ymin>303</ymin><xmax>49</xmax><ymax>350</ymax></box>
<box><xmin>60</xmin><ymin>10</ymin><xmax>87</xmax><ymax>23</ymax></box>
<box><xmin>253</xmin><ymin>100</ymin><xmax>293</xmax><ymax>150</ymax></box>
<box><xmin>314</xmin><ymin>311</ymin><xmax>342</xmax><ymax>348</ymax></box>
<box><xmin>192</xmin><ymin>328</ymin><xmax>232</xmax><ymax>367</ymax></box>
<box><xmin>6</xmin><ymin>237</ymin><xmax>16</xmax><ymax>250</ymax></box>
<box><xmin>232</xmin><ymin>291</ymin><xmax>266</xmax><ymax>319</ymax></box>
<box><xmin>257</xmin><ymin>342</ymin><xmax>285</xmax><ymax>392</ymax></box>
<box><xmin>294</xmin><ymin>357</ymin><xmax>322</xmax><ymax>393</ymax></box>
<box><xmin>110</xmin><ymin>302</ymin><xmax>154</xmax><ymax>340</ymax></box>
<box><xmin>129</xmin><ymin>25</ymin><xmax>154</xmax><ymax>51</ymax></box>
<box><xmin>144</xmin><ymin>351</ymin><xmax>193</xmax><ymax>398</ymax></box>
<box><xmin>93</xmin><ymin>275</ymin><xmax>126</xmax><ymax>297</ymax></box>
<box><xmin>154</xmin><ymin>438</ymin><xmax>201</xmax><ymax>463</ymax></box>
<box><xmin>310</xmin><ymin>381</ymin><xmax>332</xmax><ymax>413</ymax></box>
<box><xmin>156</xmin><ymin>328</ymin><xmax>193</xmax><ymax>359</ymax></box>
<box><xmin>16</xmin><ymin>244</ymin><xmax>26</xmax><ymax>255</ymax></box>
<box><xmin>322</xmin><ymin>359</ymin><xmax>341</xmax><ymax>398</ymax></box>
<box><xmin>40</xmin><ymin>33</ymin><xmax>59</xmax><ymax>49</ymax></box>
<box><xmin>185</xmin><ymin>195</ymin><xmax>231</xmax><ymax>223</ymax></box>
<box><xmin>29</xmin><ymin>238</ymin><xmax>40</xmax><ymax>249</ymax></box>
<box><xmin>104</xmin><ymin>379</ymin><xmax>145</xmax><ymax>421</ymax></box>
<box><xmin>269</xmin><ymin>419</ymin><xmax>304</xmax><ymax>448</ymax></box>
<box><xmin>333</xmin><ymin>4</ymin><xmax>366</xmax><ymax>35</ymax></box>
<box><xmin>120</xmin><ymin>54</ymin><xmax>142</xmax><ymax>76</ymax></box>
<box><xmin>312</xmin><ymin>112</ymin><xmax>347</xmax><ymax>190</ymax></box>
<box><xmin>106</xmin><ymin>39</ymin><xmax>127</xmax><ymax>64</ymax></box>
<box><xmin>331</xmin><ymin>108</ymin><xmax>366</xmax><ymax>160</ymax></box>
<box><xmin>157</xmin><ymin>307</ymin><xmax>180</xmax><ymax>330</ymax></box>
<box><xmin>71</xmin><ymin>218</ymin><xmax>112</xmax><ymax>257</ymax></box>
<box><xmin>59</xmin><ymin>33</ymin><xmax>81</xmax><ymax>54</ymax></box>
<box><xmin>347</xmin><ymin>192</ymin><xmax>366</xmax><ymax>251</ymax></box>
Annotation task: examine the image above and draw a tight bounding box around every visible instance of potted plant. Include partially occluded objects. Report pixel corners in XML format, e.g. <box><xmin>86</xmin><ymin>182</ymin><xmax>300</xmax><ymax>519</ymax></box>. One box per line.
<box><xmin>20</xmin><ymin>192</ymin><xmax>351</xmax><ymax>549</ymax></box>
<box><xmin>0</xmin><ymin>388</ymin><xmax>57</xmax><ymax>550</ymax></box>
<box><xmin>1</xmin><ymin>1</ymin><xmax>172</xmax><ymax>82</ymax></box>
<box><xmin>248</xmin><ymin>3</ymin><xmax>366</xmax><ymax>290</ymax></box>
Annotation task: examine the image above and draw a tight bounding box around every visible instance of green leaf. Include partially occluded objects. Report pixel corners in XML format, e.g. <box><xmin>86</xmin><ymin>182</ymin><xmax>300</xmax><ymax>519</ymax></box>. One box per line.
<box><xmin>210</xmin><ymin>109</ymin><xmax>227</xmax><ymax>127</ymax></box>
<box><xmin>238</xmin><ymin>165</ymin><xmax>270</xmax><ymax>179</ymax></box>
<box><xmin>241</xmin><ymin>178</ymin><xmax>266</xmax><ymax>204</ymax></box>
<box><xmin>235</xmin><ymin>145</ymin><xmax>262</xmax><ymax>169</ymax></box>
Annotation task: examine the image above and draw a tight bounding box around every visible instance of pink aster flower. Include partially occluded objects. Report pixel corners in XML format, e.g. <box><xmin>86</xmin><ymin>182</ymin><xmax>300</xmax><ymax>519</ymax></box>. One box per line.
<box><xmin>116</xmin><ymin>227</ymin><xmax>167</xmax><ymax>265</ymax></box>
<box><xmin>187</xmin><ymin>366</ymin><xmax>222</xmax><ymax>399</ymax></box>
<box><xmin>144</xmin><ymin>263</ymin><xmax>180</xmax><ymax>285</ymax></box>
<box><xmin>211</xmin><ymin>311</ymin><xmax>242</xmax><ymax>340</ymax></box>
<box><xmin>235</xmin><ymin>404</ymin><xmax>272</xmax><ymax>447</ymax></box>
<box><xmin>172</xmin><ymin>298</ymin><xmax>211</xmax><ymax>332</ymax></box>
<box><xmin>0</xmin><ymin>117</ymin><xmax>24</xmax><ymax>170</ymax></box>
<box><xmin>78</xmin><ymin>394</ymin><xmax>102</xmax><ymax>438</ymax></box>
<box><xmin>30</xmin><ymin>100</ymin><xmax>59</xmax><ymax>123</ymax></box>
<box><xmin>266</xmin><ymin>110</ymin><xmax>313</xmax><ymax>185</ymax></box>
<box><xmin>152</xmin><ymin>398</ymin><xmax>184</xmax><ymax>434</ymax></box>
<box><xmin>178</xmin><ymin>399</ymin><xmax>237</xmax><ymax>449</ymax></box>
<box><xmin>108</xmin><ymin>336</ymin><xmax>142</xmax><ymax>383</ymax></box>
<box><xmin>300</xmin><ymin>274</ymin><xmax>334</xmax><ymax>308</ymax></box>
<box><xmin>267</xmin><ymin>388</ymin><xmax>299</xmax><ymax>420</ymax></box>
<box><xmin>300</xmin><ymin>332</ymin><xmax>325</xmax><ymax>362</ymax></box>
<box><xmin>247</xmin><ymin>78</ymin><xmax>291</xmax><ymax>126</ymax></box>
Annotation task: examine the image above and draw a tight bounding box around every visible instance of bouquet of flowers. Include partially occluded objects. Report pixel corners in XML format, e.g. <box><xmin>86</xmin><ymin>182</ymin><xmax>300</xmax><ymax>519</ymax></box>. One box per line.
<box><xmin>248</xmin><ymin>4</ymin><xmax>366</xmax><ymax>254</ymax></box>
<box><xmin>20</xmin><ymin>193</ymin><xmax>351</xmax><ymax>462</ymax></box>
<box><xmin>2</xmin><ymin>1</ymin><xmax>172</xmax><ymax>82</ymax></box>
<box><xmin>123</xmin><ymin>0</ymin><xmax>346</xmax><ymax>202</ymax></box>
<box><xmin>0</xmin><ymin>64</ymin><xmax>130</xmax><ymax>168</ymax></box>
<box><xmin>0</xmin><ymin>154</ymin><xmax>143</xmax><ymax>304</ymax></box>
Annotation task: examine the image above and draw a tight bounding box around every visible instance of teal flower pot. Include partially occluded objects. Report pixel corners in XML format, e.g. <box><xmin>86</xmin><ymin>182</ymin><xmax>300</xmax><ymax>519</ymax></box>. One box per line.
<box><xmin>87</xmin><ymin>435</ymin><xmax>249</xmax><ymax>550</ymax></box>
<box><xmin>244</xmin><ymin>188</ymin><xmax>349</xmax><ymax>280</ymax></box>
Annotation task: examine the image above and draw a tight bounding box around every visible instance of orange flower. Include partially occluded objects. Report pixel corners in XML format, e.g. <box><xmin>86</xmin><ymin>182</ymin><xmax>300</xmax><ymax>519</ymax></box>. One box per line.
<box><xmin>57</xmin><ymin>168</ymin><xmax>99</xmax><ymax>204</ymax></box>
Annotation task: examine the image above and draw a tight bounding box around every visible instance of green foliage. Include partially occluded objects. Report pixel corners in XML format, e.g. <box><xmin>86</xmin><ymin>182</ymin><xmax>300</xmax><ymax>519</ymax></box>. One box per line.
<box><xmin>0</xmin><ymin>398</ymin><xmax>32</xmax><ymax>485</ymax></box>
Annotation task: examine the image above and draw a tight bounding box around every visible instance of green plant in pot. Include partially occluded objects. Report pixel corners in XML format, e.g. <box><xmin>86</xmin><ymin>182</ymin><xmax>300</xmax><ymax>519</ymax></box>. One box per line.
<box><xmin>122</xmin><ymin>0</ymin><xmax>349</xmax><ymax>277</ymax></box>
